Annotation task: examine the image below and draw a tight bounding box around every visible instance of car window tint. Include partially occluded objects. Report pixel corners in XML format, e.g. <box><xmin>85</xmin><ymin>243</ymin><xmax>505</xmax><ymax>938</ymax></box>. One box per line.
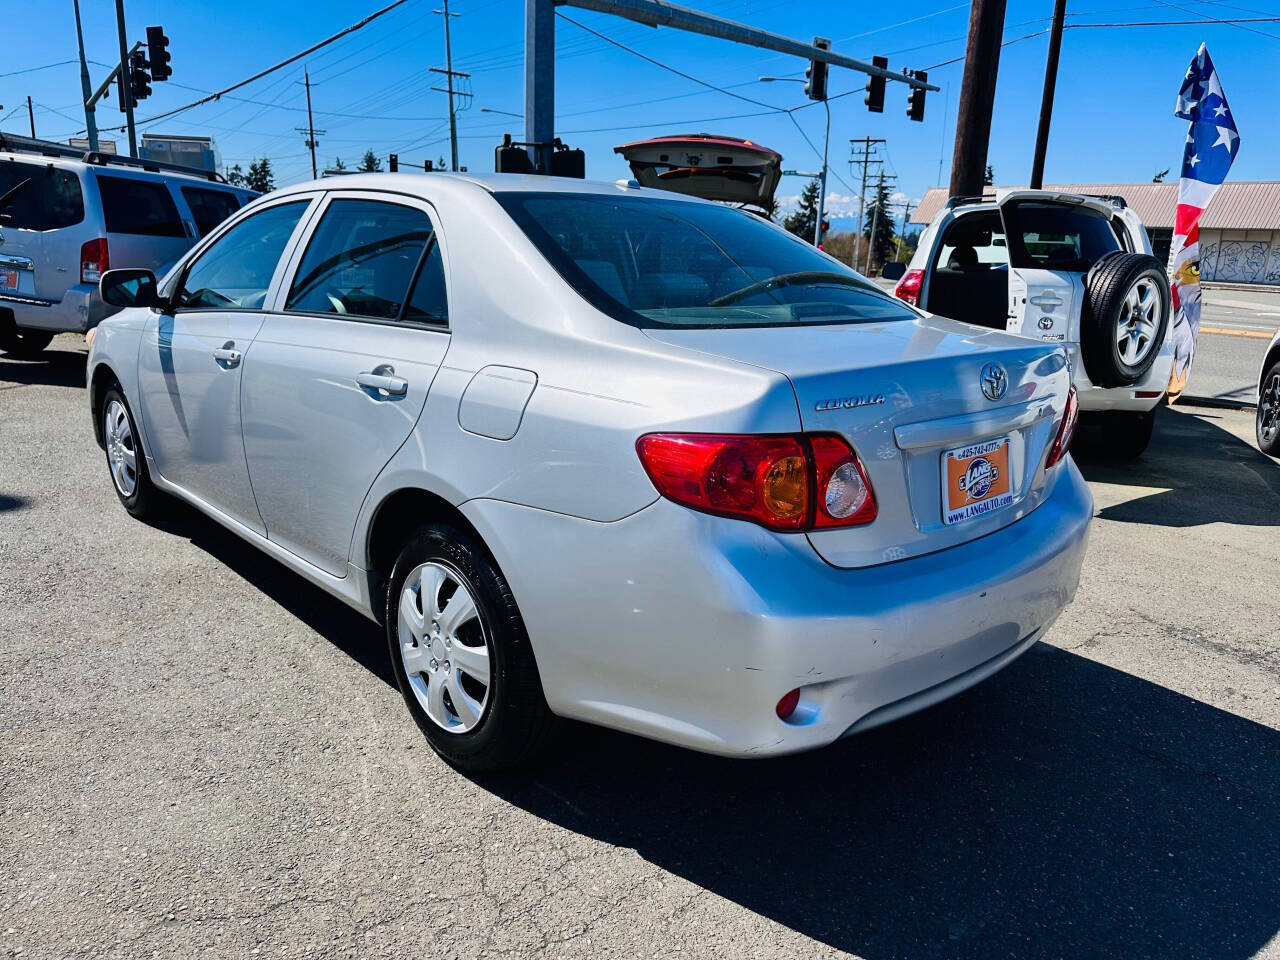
<box><xmin>402</xmin><ymin>240</ymin><xmax>448</xmax><ymax>326</ymax></box>
<box><xmin>0</xmin><ymin>160</ymin><xmax>84</xmax><ymax>231</ymax></box>
<box><xmin>97</xmin><ymin>174</ymin><xmax>185</xmax><ymax>237</ymax></box>
<box><xmin>182</xmin><ymin>186</ymin><xmax>241</xmax><ymax>236</ymax></box>
<box><xmin>1002</xmin><ymin>201</ymin><xmax>1121</xmax><ymax>271</ymax></box>
<box><xmin>497</xmin><ymin>192</ymin><xmax>917</xmax><ymax>329</ymax></box>
<box><xmin>286</xmin><ymin>199</ymin><xmax>432</xmax><ymax>320</ymax></box>
<box><xmin>177</xmin><ymin>201</ymin><xmax>308</xmax><ymax>310</ymax></box>
<box><xmin>937</xmin><ymin>212</ymin><xmax>1008</xmax><ymax>272</ymax></box>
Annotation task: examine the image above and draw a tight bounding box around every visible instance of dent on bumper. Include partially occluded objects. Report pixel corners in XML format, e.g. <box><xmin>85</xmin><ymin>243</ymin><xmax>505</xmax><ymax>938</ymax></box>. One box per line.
<box><xmin>462</xmin><ymin>462</ymin><xmax>1093</xmax><ymax>758</ymax></box>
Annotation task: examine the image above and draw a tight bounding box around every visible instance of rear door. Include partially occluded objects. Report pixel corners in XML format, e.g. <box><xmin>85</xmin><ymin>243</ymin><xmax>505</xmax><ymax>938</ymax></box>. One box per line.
<box><xmin>241</xmin><ymin>191</ymin><xmax>450</xmax><ymax>577</ymax></box>
<box><xmin>178</xmin><ymin>184</ymin><xmax>244</xmax><ymax>238</ymax></box>
<box><xmin>95</xmin><ymin>171</ymin><xmax>194</xmax><ymax>271</ymax></box>
<box><xmin>0</xmin><ymin>158</ymin><xmax>86</xmax><ymax>303</ymax></box>
<box><xmin>998</xmin><ymin>192</ymin><xmax>1121</xmax><ymax>343</ymax></box>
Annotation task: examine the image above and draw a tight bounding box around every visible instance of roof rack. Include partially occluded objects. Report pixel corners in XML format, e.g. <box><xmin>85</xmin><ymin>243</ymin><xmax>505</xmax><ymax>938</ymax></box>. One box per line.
<box><xmin>1083</xmin><ymin>193</ymin><xmax>1127</xmax><ymax>209</ymax></box>
<box><xmin>0</xmin><ymin>131</ymin><xmax>228</xmax><ymax>184</ymax></box>
<box><xmin>944</xmin><ymin>193</ymin><xmax>996</xmax><ymax>209</ymax></box>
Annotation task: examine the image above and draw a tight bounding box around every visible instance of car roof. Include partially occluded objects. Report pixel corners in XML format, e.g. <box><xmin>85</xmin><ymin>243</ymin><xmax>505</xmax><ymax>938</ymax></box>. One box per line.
<box><xmin>0</xmin><ymin>150</ymin><xmax>251</xmax><ymax>191</ymax></box>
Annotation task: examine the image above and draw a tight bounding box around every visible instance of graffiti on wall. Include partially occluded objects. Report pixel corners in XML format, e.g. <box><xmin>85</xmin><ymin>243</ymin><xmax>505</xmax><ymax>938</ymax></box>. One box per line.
<box><xmin>1198</xmin><ymin>235</ymin><xmax>1280</xmax><ymax>285</ymax></box>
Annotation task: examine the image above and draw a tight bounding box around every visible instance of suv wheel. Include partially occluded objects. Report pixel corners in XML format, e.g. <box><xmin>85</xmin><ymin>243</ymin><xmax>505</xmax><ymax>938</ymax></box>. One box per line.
<box><xmin>1081</xmin><ymin>252</ymin><xmax>1171</xmax><ymax>388</ymax></box>
<box><xmin>0</xmin><ymin>326</ymin><xmax>55</xmax><ymax>358</ymax></box>
<box><xmin>1258</xmin><ymin>359</ymin><xmax>1280</xmax><ymax>456</ymax></box>
<box><xmin>1077</xmin><ymin>408</ymin><xmax>1157</xmax><ymax>461</ymax></box>
<box><xmin>385</xmin><ymin>522</ymin><xmax>557</xmax><ymax>772</ymax></box>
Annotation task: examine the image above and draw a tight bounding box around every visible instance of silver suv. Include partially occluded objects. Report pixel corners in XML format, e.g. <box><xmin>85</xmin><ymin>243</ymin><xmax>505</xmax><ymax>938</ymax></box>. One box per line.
<box><xmin>897</xmin><ymin>190</ymin><xmax>1174</xmax><ymax>459</ymax></box>
<box><xmin>0</xmin><ymin>134</ymin><xmax>255</xmax><ymax>357</ymax></box>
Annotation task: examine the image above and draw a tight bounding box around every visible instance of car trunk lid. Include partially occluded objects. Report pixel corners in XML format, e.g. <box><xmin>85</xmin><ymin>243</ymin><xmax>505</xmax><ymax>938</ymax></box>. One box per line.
<box><xmin>644</xmin><ymin>315</ymin><xmax>1071</xmax><ymax>568</ymax></box>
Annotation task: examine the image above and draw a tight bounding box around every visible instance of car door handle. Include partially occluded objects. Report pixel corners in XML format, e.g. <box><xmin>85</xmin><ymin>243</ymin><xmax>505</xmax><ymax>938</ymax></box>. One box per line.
<box><xmin>212</xmin><ymin>343</ymin><xmax>242</xmax><ymax>369</ymax></box>
<box><xmin>356</xmin><ymin>366</ymin><xmax>408</xmax><ymax>398</ymax></box>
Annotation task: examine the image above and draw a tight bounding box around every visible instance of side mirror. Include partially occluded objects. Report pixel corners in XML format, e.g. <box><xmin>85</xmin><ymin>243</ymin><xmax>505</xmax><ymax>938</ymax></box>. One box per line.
<box><xmin>100</xmin><ymin>268</ymin><xmax>159</xmax><ymax>309</ymax></box>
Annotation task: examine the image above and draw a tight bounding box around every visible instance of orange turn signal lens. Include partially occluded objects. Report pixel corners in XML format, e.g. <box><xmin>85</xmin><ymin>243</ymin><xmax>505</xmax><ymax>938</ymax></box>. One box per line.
<box><xmin>762</xmin><ymin>455</ymin><xmax>807</xmax><ymax>520</ymax></box>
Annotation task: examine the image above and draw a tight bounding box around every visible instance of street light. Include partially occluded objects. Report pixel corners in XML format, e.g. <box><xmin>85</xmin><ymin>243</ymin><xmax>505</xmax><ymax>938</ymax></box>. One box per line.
<box><xmin>480</xmin><ymin>107</ymin><xmax>523</xmax><ymax>118</ymax></box>
<box><xmin>761</xmin><ymin>76</ymin><xmax>830</xmax><ymax>248</ymax></box>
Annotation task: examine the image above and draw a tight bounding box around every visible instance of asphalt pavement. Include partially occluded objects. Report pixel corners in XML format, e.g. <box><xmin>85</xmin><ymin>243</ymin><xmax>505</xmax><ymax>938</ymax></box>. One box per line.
<box><xmin>1189</xmin><ymin>287</ymin><xmax>1280</xmax><ymax>403</ymax></box>
<box><xmin>2</xmin><ymin>337</ymin><xmax>1278</xmax><ymax>959</ymax></box>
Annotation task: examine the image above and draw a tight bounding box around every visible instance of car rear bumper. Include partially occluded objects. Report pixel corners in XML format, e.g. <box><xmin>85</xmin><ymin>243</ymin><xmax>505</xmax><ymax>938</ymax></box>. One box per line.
<box><xmin>0</xmin><ymin>283</ymin><xmax>112</xmax><ymax>333</ymax></box>
<box><xmin>462</xmin><ymin>459</ymin><xmax>1092</xmax><ymax>758</ymax></box>
<box><xmin>1071</xmin><ymin>334</ymin><xmax>1174</xmax><ymax>412</ymax></box>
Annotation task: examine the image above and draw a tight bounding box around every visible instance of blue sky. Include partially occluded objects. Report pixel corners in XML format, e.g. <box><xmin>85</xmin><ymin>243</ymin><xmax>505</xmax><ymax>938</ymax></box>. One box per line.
<box><xmin>6</xmin><ymin>0</ymin><xmax>1276</xmax><ymax>225</ymax></box>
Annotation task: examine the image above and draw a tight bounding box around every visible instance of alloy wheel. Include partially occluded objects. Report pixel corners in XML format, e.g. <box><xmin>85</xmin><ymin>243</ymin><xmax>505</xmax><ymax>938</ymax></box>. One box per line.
<box><xmin>104</xmin><ymin>399</ymin><xmax>138</xmax><ymax>497</ymax></box>
<box><xmin>1260</xmin><ymin>372</ymin><xmax>1280</xmax><ymax>448</ymax></box>
<box><xmin>396</xmin><ymin>560</ymin><xmax>491</xmax><ymax>734</ymax></box>
<box><xmin>1116</xmin><ymin>278</ymin><xmax>1161</xmax><ymax>367</ymax></box>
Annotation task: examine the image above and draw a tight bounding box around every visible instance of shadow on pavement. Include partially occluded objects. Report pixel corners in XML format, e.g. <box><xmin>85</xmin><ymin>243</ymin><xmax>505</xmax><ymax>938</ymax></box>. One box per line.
<box><xmin>0</xmin><ymin>349</ymin><xmax>87</xmax><ymax>389</ymax></box>
<box><xmin>0</xmin><ymin>493</ymin><xmax>30</xmax><ymax>512</ymax></box>
<box><xmin>1075</xmin><ymin>405</ymin><xmax>1280</xmax><ymax>526</ymax></box>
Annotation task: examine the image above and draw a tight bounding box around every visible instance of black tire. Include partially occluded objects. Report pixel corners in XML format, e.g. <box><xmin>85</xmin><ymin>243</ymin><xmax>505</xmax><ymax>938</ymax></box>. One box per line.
<box><xmin>385</xmin><ymin>522</ymin><xmax>556</xmax><ymax>773</ymax></box>
<box><xmin>1258</xmin><ymin>359</ymin><xmax>1280</xmax><ymax>457</ymax></box>
<box><xmin>0</xmin><ymin>325</ymin><xmax>55</xmax><ymax>358</ymax></box>
<box><xmin>100</xmin><ymin>386</ymin><xmax>161</xmax><ymax>518</ymax></box>
<box><xmin>1080</xmin><ymin>251</ymin><xmax>1171</xmax><ymax>388</ymax></box>
<box><xmin>1077</xmin><ymin>408</ymin><xmax>1157</xmax><ymax>461</ymax></box>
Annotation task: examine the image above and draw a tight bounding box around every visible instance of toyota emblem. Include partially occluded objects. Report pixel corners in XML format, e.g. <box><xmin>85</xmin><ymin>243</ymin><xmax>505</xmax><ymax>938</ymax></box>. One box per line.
<box><xmin>980</xmin><ymin>362</ymin><xmax>1008</xmax><ymax>401</ymax></box>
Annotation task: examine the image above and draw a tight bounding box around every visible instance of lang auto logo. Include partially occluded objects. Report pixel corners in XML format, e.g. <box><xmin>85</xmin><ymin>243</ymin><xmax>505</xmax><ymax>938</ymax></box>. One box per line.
<box><xmin>980</xmin><ymin>362</ymin><xmax>1007</xmax><ymax>402</ymax></box>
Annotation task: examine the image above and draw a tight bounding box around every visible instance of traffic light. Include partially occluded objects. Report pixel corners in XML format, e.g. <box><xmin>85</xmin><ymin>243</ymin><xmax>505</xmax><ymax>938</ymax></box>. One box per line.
<box><xmin>146</xmin><ymin>26</ymin><xmax>171</xmax><ymax>82</ymax></box>
<box><xmin>389</xmin><ymin>153</ymin><xmax>398</xmax><ymax>172</ymax></box>
<box><xmin>129</xmin><ymin>49</ymin><xmax>151</xmax><ymax>105</ymax></box>
<box><xmin>550</xmin><ymin>143</ymin><xmax>585</xmax><ymax>178</ymax></box>
<box><xmin>907</xmin><ymin>70</ymin><xmax>927</xmax><ymax>122</ymax></box>
<box><xmin>864</xmin><ymin>55</ymin><xmax>888</xmax><ymax>113</ymax></box>
<box><xmin>424</xmin><ymin>159</ymin><xmax>434</xmax><ymax>172</ymax></box>
<box><xmin>805</xmin><ymin>37</ymin><xmax>830</xmax><ymax>101</ymax></box>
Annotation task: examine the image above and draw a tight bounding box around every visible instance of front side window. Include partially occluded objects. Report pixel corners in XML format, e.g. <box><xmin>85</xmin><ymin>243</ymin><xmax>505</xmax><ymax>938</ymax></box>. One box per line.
<box><xmin>1002</xmin><ymin>201</ymin><xmax>1121</xmax><ymax>272</ymax></box>
<box><xmin>0</xmin><ymin>160</ymin><xmax>84</xmax><ymax>230</ymax></box>
<box><xmin>286</xmin><ymin>199</ymin><xmax>433</xmax><ymax>320</ymax></box>
<box><xmin>182</xmin><ymin>186</ymin><xmax>241</xmax><ymax>236</ymax></box>
<box><xmin>97</xmin><ymin>174</ymin><xmax>184</xmax><ymax>238</ymax></box>
<box><xmin>176</xmin><ymin>201</ymin><xmax>308</xmax><ymax>310</ymax></box>
<box><xmin>496</xmin><ymin>192</ymin><xmax>918</xmax><ymax>329</ymax></box>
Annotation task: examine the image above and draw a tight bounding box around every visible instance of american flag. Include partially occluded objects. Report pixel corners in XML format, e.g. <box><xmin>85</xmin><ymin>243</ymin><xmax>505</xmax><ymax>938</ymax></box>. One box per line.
<box><xmin>1168</xmin><ymin>43</ymin><xmax>1240</xmax><ymax>399</ymax></box>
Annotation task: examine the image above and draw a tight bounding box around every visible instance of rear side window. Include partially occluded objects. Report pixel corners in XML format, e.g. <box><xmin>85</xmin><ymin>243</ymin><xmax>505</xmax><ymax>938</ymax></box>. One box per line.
<box><xmin>176</xmin><ymin>201</ymin><xmax>308</xmax><ymax>310</ymax></box>
<box><xmin>1002</xmin><ymin>201</ymin><xmax>1120</xmax><ymax>272</ymax></box>
<box><xmin>937</xmin><ymin>212</ymin><xmax>1008</xmax><ymax>272</ymax></box>
<box><xmin>182</xmin><ymin>186</ymin><xmax>240</xmax><ymax>236</ymax></box>
<box><xmin>402</xmin><ymin>241</ymin><xmax>448</xmax><ymax>327</ymax></box>
<box><xmin>97</xmin><ymin>174</ymin><xmax>184</xmax><ymax>237</ymax></box>
<box><xmin>286</xmin><ymin>199</ymin><xmax>433</xmax><ymax>321</ymax></box>
<box><xmin>0</xmin><ymin>160</ymin><xmax>84</xmax><ymax>230</ymax></box>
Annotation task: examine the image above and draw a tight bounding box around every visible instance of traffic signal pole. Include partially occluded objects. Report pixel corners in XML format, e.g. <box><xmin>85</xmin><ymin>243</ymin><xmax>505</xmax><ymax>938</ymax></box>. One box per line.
<box><xmin>948</xmin><ymin>0</ymin><xmax>1006</xmax><ymax>197</ymax></box>
<box><xmin>114</xmin><ymin>0</ymin><xmax>138</xmax><ymax>157</ymax></box>
<box><xmin>73</xmin><ymin>0</ymin><xmax>99</xmax><ymax>151</ymax></box>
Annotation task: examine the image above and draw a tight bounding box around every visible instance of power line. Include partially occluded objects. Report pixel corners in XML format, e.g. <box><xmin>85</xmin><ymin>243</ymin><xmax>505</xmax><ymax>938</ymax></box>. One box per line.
<box><xmin>0</xmin><ymin>59</ymin><xmax>80</xmax><ymax>79</ymax></box>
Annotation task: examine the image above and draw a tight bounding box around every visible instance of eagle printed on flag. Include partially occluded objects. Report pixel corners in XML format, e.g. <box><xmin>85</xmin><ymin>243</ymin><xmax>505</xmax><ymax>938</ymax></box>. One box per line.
<box><xmin>1167</xmin><ymin>43</ymin><xmax>1240</xmax><ymax>400</ymax></box>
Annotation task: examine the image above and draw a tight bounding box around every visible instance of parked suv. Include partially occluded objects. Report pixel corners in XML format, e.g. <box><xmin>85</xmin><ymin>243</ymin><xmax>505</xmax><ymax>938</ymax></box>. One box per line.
<box><xmin>896</xmin><ymin>190</ymin><xmax>1173</xmax><ymax>458</ymax></box>
<box><xmin>0</xmin><ymin>134</ymin><xmax>255</xmax><ymax>357</ymax></box>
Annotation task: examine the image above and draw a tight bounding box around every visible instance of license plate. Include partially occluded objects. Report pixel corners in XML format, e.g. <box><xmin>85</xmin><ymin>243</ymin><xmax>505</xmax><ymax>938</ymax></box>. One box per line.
<box><xmin>942</xmin><ymin>436</ymin><xmax>1013</xmax><ymax>525</ymax></box>
<box><xmin>0</xmin><ymin>269</ymin><xmax>17</xmax><ymax>292</ymax></box>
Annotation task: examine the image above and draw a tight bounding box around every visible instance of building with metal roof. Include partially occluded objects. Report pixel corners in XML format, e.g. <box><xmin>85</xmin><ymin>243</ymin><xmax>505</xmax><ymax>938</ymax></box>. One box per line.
<box><xmin>911</xmin><ymin>181</ymin><xmax>1280</xmax><ymax>286</ymax></box>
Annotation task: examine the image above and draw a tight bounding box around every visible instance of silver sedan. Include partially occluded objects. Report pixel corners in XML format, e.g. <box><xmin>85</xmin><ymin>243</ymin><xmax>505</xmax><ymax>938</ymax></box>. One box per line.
<box><xmin>88</xmin><ymin>173</ymin><xmax>1091</xmax><ymax>771</ymax></box>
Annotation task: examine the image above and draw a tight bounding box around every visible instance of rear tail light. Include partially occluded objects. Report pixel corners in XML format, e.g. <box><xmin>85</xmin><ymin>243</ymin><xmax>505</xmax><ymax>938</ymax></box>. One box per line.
<box><xmin>80</xmin><ymin>238</ymin><xmax>109</xmax><ymax>284</ymax></box>
<box><xmin>893</xmin><ymin>268</ymin><xmax>923</xmax><ymax>306</ymax></box>
<box><xmin>1046</xmin><ymin>386</ymin><xmax>1079</xmax><ymax>468</ymax></box>
<box><xmin>635</xmin><ymin>433</ymin><xmax>878</xmax><ymax>532</ymax></box>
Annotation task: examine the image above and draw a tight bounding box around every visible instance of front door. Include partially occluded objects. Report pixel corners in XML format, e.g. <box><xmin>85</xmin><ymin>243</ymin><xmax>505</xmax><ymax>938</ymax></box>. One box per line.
<box><xmin>136</xmin><ymin>198</ymin><xmax>314</xmax><ymax>533</ymax></box>
<box><xmin>241</xmin><ymin>193</ymin><xmax>451</xmax><ymax>577</ymax></box>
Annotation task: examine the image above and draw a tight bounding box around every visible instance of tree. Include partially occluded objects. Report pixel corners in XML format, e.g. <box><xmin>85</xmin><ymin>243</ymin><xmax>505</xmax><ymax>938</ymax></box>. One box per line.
<box><xmin>983</xmin><ymin>164</ymin><xmax>995</xmax><ymax>187</ymax></box>
<box><xmin>862</xmin><ymin>175</ymin><xmax>895</xmax><ymax>270</ymax></box>
<box><xmin>245</xmin><ymin>157</ymin><xmax>274</xmax><ymax>193</ymax></box>
<box><xmin>359</xmin><ymin>150</ymin><xmax>383</xmax><ymax>173</ymax></box>
<box><xmin>333</xmin><ymin>156</ymin><xmax>347</xmax><ymax>172</ymax></box>
<box><xmin>783</xmin><ymin>179</ymin><xmax>821</xmax><ymax>243</ymax></box>
<box><xmin>226</xmin><ymin>163</ymin><xmax>246</xmax><ymax>188</ymax></box>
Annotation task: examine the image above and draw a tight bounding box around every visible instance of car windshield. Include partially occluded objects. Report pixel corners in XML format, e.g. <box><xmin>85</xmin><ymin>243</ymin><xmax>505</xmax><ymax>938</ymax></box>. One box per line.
<box><xmin>495</xmin><ymin>191</ymin><xmax>918</xmax><ymax>329</ymax></box>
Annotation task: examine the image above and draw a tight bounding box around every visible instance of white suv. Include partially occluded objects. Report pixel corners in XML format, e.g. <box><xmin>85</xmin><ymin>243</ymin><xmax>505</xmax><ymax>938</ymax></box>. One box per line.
<box><xmin>0</xmin><ymin>134</ymin><xmax>255</xmax><ymax>357</ymax></box>
<box><xmin>896</xmin><ymin>190</ymin><xmax>1173</xmax><ymax>458</ymax></box>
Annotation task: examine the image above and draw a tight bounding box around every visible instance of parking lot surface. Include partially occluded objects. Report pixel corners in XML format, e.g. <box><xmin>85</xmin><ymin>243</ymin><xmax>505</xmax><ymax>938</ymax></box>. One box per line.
<box><xmin>3</xmin><ymin>337</ymin><xmax>1279</xmax><ymax>959</ymax></box>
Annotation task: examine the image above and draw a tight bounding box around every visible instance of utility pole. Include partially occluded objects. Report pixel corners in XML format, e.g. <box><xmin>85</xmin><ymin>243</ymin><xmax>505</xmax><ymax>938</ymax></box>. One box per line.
<box><xmin>1030</xmin><ymin>0</ymin><xmax>1067</xmax><ymax>190</ymax></box>
<box><xmin>896</xmin><ymin>199</ymin><xmax>913</xmax><ymax>262</ymax></box>
<box><xmin>299</xmin><ymin>68</ymin><xmax>323</xmax><ymax>180</ymax></box>
<box><xmin>73</xmin><ymin>0</ymin><xmax>99</xmax><ymax>151</ymax></box>
<box><xmin>849</xmin><ymin>137</ymin><xmax>884</xmax><ymax>268</ymax></box>
<box><xmin>948</xmin><ymin>0</ymin><xmax>1006</xmax><ymax>197</ymax></box>
<box><xmin>863</xmin><ymin>170</ymin><xmax>896</xmax><ymax>274</ymax></box>
<box><xmin>26</xmin><ymin>97</ymin><xmax>35</xmax><ymax>138</ymax></box>
<box><xmin>114</xmin><ymin>0</ymin><xmax>138</xmax><ymax>157</ymax></box>
<box><xmin>435</xmin><ymin>0</ymin><xmax>462</xmax><ymax>172</ymax></box>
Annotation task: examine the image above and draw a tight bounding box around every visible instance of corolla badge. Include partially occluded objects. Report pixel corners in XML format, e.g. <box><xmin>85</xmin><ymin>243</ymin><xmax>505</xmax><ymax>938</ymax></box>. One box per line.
<box><xmin>979</xmin><ymin>361</ymin><xmax>1008</xmax><ymax>401</ymax></box>
<box><xmin>814</xmin><ymin>393</ymin><xmax>886</xmax><ymax>412</ymax></box>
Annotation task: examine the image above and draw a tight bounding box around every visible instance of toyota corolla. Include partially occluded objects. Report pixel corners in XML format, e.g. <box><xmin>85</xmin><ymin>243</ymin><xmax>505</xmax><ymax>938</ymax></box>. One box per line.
<box><xmin>87</xmin><ymin>173</ymin><xmax>1091</xmax><ymax>771</ymax></box>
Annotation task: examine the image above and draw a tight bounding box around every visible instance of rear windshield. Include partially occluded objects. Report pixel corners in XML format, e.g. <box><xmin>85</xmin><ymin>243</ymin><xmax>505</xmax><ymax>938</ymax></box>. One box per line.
<box><xmin>182</xmin><ymin>186</ymin><xmax>241</xmax><ymax>236</ymax></box>
<box><xmin>1002</xmin><ymin>201</ymin><xmax>1120</xmax><ymax>272</ymax></box>
<box><xmin>495</xmin><ymin>192</ymin><xmax>917</xmax><ymax>329</ymax></box>
<box><xmin>0</xmin><ymin>159</ymin><xmax>84</xmax><ymax>231</ymax></box>
<box><xmin>97</xmin><ymin>174</ymin><xmax>184</xmax><ymax>237</ymax></box>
